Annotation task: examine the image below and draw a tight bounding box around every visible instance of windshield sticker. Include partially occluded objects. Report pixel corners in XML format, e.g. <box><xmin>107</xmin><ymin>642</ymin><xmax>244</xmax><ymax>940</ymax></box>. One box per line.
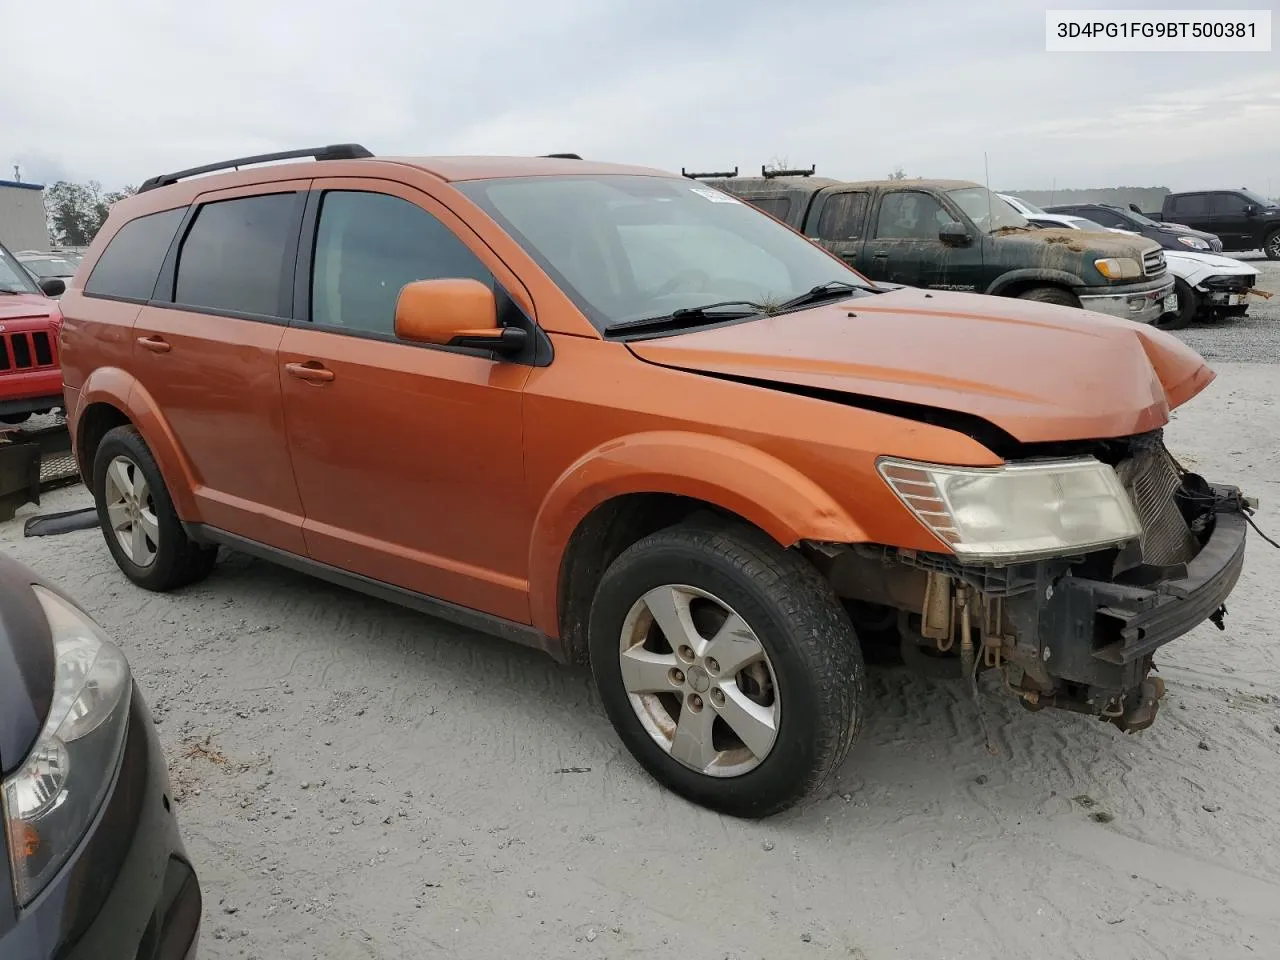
<box><xmin>690</xmin><ymin>187</ymin><xmax>740</xmax><ymax>204</ymax></box>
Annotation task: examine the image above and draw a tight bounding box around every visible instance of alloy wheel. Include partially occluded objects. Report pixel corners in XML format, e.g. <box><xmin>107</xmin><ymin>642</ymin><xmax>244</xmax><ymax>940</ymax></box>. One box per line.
<box><xmin>103</xmin><ymin>455</ymin><xmax>159</xmax><ymax>567</ymax></box>
<box><xmin>618</xmin><ymin>584</ymin><xmax>780</xmax><ymax>777</ymax></box>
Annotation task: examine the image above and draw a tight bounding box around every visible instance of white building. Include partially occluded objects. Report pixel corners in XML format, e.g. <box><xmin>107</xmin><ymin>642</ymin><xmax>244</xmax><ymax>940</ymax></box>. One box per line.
<box><xmin>0</xmin><ymin>179</ymin><xmax>50</xmax><ymax>252</ymax></box>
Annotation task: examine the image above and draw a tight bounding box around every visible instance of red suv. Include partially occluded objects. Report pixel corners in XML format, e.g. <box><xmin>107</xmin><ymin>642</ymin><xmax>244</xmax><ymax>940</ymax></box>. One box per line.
<box><xmin>0</xmin><ymin>241</ymin><xmax>65</xmax><ymax>425</ymax></box>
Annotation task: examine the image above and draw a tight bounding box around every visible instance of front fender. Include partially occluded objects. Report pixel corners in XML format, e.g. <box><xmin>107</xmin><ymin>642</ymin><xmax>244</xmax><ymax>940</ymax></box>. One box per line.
<box><xmin>986</xmin><ymin>268</ymin><xmax>1086</xmax><ymax>296</ymax></box>
<box><xmin>526</xmin><ymin>431</ymin><xmax>866</xmax><ymax>637</ymax></box>
<box><xmin>74</xmin><ymin>368</ymin><xmax>200</xmax><ymax>519</ymax></box>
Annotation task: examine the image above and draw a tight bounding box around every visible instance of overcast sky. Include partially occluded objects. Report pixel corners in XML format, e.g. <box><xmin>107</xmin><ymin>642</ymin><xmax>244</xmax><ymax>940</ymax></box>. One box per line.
<box><xmin>3</xmin><ymin>0</ymin><xmax>1277</xmax><ymax>195</ymax></box>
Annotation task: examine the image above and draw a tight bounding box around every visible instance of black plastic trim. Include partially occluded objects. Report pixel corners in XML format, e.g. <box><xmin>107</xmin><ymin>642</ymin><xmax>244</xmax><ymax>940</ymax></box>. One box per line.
<box><xmin>137</xmin><ymin>143</ymin><xmax>372</xmax><ymax>193</ymax></box>
<box><xmin>183</xmin><ymin>525</ymin><xmax>564</xmax><ymax>661</ymax></box>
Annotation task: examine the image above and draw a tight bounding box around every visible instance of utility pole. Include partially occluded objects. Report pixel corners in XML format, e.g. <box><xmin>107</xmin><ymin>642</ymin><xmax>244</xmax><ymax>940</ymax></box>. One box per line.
<box><xmin>11</xmin><ymin>164</ymin><xmax>19</xmax><ymax>183</ymax></box>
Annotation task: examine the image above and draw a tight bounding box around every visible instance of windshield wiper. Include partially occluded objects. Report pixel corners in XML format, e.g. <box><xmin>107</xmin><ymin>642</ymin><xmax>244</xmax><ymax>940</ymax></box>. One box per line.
<box><xmin>604</xmin><ymin>300</ymin><xmax>766</xmax><ymax>334</ymax></box>
<box><xmin>775</xmin><ymin>280</ymin><xmax>873</xmax><ymax>313</ymax></box>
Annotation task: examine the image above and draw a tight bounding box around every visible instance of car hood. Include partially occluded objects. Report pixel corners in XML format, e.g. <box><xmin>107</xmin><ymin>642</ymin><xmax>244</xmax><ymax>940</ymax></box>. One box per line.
<box><xmin>0</xmin><ymin>293</ymin><xmax>54</xmax><ymax>320</ymax></box>
<box><xmin>992</xmin><ymin>227</ymin><xmax>1154</xmax><ymax>264</ymax></box>
<box><xmin>1163</xmin><ymin>249</ymin><xmax>1258</xmax><ymax>274</ymax></box>
<box><xmin>627</xmin><ymin>287</ymin><xmax>1214</xmax><ymax>448</ymax></box>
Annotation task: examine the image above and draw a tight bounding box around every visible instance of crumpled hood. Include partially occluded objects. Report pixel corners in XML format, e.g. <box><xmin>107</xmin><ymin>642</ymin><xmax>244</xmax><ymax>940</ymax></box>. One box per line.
<box><xmin>1163</xmin><ymin>249</ymin><xmax>1258</xmax><ymax>274</ymax></box>
<box><xmin>628</xmin><ymin>287</ymin><xmax>1215</xmax><ymax>446</ymax></box>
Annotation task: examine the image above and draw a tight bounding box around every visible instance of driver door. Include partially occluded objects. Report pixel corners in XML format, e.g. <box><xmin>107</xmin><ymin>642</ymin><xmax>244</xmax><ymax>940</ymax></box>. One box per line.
<box><xmin>865</xmin><ymin>190</ymin><xmax>983</xmax><ymax>291</ymax></box>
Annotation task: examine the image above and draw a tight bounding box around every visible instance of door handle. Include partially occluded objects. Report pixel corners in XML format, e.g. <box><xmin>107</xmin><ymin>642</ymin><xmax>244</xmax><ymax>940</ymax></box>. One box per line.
<box><xmin>137</xmin><ymin>336</ymin><xmax>171</xmax><ymax>354</ymax></box>
<box><xmin>872</xmin><ymin>252</ymin><xmax>889</xmax><ymax>259</ymax></box>
<box><xmin>284</xmin><ymin>361</ymin><xmax>335</xmax><ymax>384</ymax></box>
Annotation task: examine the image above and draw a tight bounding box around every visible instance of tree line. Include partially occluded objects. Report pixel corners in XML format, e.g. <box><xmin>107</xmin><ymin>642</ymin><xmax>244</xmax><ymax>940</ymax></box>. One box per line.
<box><xmin>44</xmin><ymin>181</ymin><xmax>138</xmax><ymax>247</ymax></box>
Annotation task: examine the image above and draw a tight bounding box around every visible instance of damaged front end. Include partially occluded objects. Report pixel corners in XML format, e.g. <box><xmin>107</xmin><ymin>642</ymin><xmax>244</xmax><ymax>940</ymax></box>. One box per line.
<box><xmin>812</xmin><ymin>429</ymin><xmax>1251</xmax><ymax>732</ymax></box>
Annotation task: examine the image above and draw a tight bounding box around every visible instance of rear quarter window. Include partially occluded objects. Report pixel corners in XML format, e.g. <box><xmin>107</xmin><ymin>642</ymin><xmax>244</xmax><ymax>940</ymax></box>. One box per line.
<box><xmin>83</xmin><ymin>207</ymin><xmax>185</xmax><ymax>301</ymax></box>
<box><xmin>749</xmin><ymin>196</ymin><xmax>792</xmax><ymax>221</ymax></box>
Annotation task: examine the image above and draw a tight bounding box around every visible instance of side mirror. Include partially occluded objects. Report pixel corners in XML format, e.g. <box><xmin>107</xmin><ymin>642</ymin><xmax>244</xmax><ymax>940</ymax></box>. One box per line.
<box><xmin>1244</xmin><ymin>204</ymin><xmax>1258</xmax><ymax>217</ymax></box>
<box><xmin>1128</xmin><ymin>203</ymin><xmax>1143</xmax><ymax>214</ymax></box>
<box><xmin>394</xmin><ymin>279</ymin><xmax>527</xmax><ymax>355</ymax></box>
<box><xmin>939</xmin><ymin>221</ymin><xmax>971</xmax><ymax>246</ymax></box>
<box><xmin>38</xmin><ymin>278</ymin><xmax>66</xmax><ymax>297</ymax></box>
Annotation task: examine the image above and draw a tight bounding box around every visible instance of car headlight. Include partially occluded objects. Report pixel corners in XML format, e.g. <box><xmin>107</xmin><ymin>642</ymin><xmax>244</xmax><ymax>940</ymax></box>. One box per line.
<box><xmin>1094</xmin><ymin>257</ymin><xmax>1142</xmax><ymax>279</ymax></box>
<box><xmin>1176</xmin><ymin>236</ymin><xmax>1210</xmax><ymax>250</ymax></box>
<box><xmin>2</xmin><ymin>586</ymin><xmax>131</xmax><ymax>906</ymax></box>
<box><xmin>877</xmin><ymin>457</ymin><xmax>1142</xmax><ymax>563</ymax></box>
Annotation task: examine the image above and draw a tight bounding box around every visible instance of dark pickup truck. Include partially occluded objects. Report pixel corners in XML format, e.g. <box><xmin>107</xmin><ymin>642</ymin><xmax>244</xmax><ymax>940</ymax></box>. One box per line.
<box><xmin>1133</xmin><ymin>189</ymin><xmax>1280</xmax><ymax>259</ymax></box>
<box><xmin>703</xmin><ymin>170</ymin><xmax>1176</xmax><ymax>326</ymax></box>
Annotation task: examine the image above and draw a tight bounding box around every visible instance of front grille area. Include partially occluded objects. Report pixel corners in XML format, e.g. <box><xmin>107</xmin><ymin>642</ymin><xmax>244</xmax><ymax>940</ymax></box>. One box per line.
<box><xmin>1113</xmin><ymin>434</ymin><xmax>1198</xmax><ymax>567</ymax></box>
<box><xmin>1142</xmin><ymin>248</ymin><xmax>1167</xmax><ymax>278</ymax></box>
<box><xmin>1203</xmin><ymin>274</ymin><xmax>1255</xmax><ymax>293</ymax></box>
<box><xmin>0</xmin><ymin>331</ymin><xmax>57</xmax><ymax>372</ymax></box>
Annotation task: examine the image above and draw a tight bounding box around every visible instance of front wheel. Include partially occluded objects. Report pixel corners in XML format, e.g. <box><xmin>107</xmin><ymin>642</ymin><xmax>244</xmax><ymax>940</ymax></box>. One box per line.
<box><xmin>1265</xmin><ymin>230</ymin><xmax>1280</xmax><ymax>261</ymax></box>
<box><xmin>588</xmin><ymin>520</ymin><xmax>864</xmax><ymax>818</ymax></box>
<box><xmin>1155</xmin><ymin>279</ymin><xmax>1198</xmax><ymax>331</ymax></box>
<box><xmin>1017</xmin><ymin>286</ymin><xmax>1078</xmax><ymax>307</ymax></box>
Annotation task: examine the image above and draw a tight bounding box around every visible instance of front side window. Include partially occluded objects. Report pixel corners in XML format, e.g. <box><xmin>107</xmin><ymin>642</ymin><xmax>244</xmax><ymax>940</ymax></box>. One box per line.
<box><xmin>874</xmin><ymin>191</ymin><xmax>951</xmax><ymax>239</ymax></box>
<box><xmin>1210</xmin><ymin>193</ymin><xmax>1250</xmax><ymax>215</ymax></box>
<box><xmin>0</xmin><ymin>243</ymin><xmax>43</xmax><ymax>294</ymax></box>
<box><xmin>84</xmin><ymin>207</ymin><xmax>184</xmax><ymax>301</ymax></box>
<box><xmin>310</xmin><ymin>191</ymin><xmax>492</xmax><ymax>336</ymax></box>
<box><xmin>944</xmin><ymin>187</ymin><xmax>1028</xmax><ymax>233</ymax></box>
<box><xmin>174</xmin><ymin>193</ymin><xmax>299</xmax><ymax>317</ymax></box>
<box><xmin>455</xmin><ymin>175</ymin><xmax>867</xmax><ymax>331</ymax></box>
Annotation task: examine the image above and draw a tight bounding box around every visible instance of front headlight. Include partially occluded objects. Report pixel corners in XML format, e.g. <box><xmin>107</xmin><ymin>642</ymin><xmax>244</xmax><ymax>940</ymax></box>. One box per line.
<box><xmin>1094</xmin><ymin>257</ymin><xmax>1142</xmax><ymax>279</ymax></box>
<box><xmin>878</xmin><ymin>457</ymin><xmax>1142</xmax><ymax>563</ymax></box>
<box><xmin>2</xmin><ymin>586</ymin><xmax>131</xmax><ymax>906</ymax></box>
<box><xmin>1176</xmin><ymin>236</ymin><xmax>1209</xmax><ymax>250</ymax></box>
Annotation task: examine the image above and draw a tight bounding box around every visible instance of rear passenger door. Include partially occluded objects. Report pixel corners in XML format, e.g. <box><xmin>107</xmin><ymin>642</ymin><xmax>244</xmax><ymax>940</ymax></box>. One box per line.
<box><xmin>132</xmin><ymin>182</ymin><xmax>310</xmax><ymax>554</ymax></box>
<box><xmin>1168</xmin><ymin>193</ymin><xmax>1211</xmax><ymax>233</ymax></box>
<box><xmin>810</xmin><ymin>190</ymin><xmax>870</xmax><ymax>271</ymax></box>
<box><xmin>277</xmin><ymin>179</ymin><xmax>533</xmax><ymax>623</ymax></box>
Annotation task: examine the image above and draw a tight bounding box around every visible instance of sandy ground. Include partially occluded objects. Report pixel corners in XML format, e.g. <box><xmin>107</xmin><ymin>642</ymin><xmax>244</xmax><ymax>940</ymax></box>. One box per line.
<box><xmin>3</xmin><ymin>264</ymin><xmax>1278</xmax><ymax>960</ymax></box>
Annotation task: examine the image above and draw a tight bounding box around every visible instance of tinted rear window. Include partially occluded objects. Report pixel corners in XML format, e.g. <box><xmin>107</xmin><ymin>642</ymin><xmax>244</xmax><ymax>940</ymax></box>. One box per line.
<box><xmin>174</xmin><ymin>193</ymin><xmax>299</xmax><ymax>317</ymax></box>
<box><xmin>84</xmin><ymin>208</ymin><xmax>185</xmax><ymax>301</ymax></box>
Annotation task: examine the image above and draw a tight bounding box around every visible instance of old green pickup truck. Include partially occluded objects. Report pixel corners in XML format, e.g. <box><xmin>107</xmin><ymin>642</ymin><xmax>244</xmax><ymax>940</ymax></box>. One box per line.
<box><xmin>698</xmin><ymin>169</ymin><xmax>1178</xmax><ymax>326</ymax></box>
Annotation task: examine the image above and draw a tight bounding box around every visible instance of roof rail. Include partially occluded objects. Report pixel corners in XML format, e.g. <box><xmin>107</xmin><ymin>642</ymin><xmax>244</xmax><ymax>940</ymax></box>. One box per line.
<box><xmin>762</xmin><ymin>165</ymin><xmax>815</xmax><ymax>179</ymax></box>
<box><xmin>137</xmin><ymin>143</ymin><xmax>374</xmax><ymax>194</ymax></box>
<box><xmin>682</xmin><ymin>167</ymin><xmax>738</xmax><ymax>180</ymax></box>
<box><xmin>541</xmin><ymin>153</ymin><xmax>582</xmax><ymax>159</ymax></box>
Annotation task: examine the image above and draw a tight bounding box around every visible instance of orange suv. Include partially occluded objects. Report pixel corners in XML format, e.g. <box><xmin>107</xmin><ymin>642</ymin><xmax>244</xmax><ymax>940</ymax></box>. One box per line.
<box><xmin>60</xmin><ymin>145</ymin><xmax>1251</xmax><ymax>817</ymax></box>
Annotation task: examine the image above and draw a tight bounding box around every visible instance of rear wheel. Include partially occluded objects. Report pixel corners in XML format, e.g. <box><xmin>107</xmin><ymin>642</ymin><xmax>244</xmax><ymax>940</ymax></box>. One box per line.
<box><xmin>588</xmin><ymin>520</ymin><xmax>864</xmax><ymax>818</ymax></box>
<box><xmin>1016</xmin><ymin>286</ymin><xmax>1078</xmax><ymax>307</ymax></box>
<box><xmin>92</xmin><ymin>426</ymin><xmax>218</xmax><ymax>591</ymax></box>
<box><xmin>1265</xmin><ymin>229</ymin><xmax>1280</xmax><ymax>261</ymax></box>
<box><xmin>1155</xmin><ymin>279</ymin><xmax>1198</xmax><ymax>331</ymax></box>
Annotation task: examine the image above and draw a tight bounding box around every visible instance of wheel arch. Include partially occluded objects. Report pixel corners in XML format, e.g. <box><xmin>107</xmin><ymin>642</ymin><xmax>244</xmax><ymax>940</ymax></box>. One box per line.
<box><xmin>73</xmin><ymin>368</ymin><xmax>200</xmax><ymax>518</ymax></box>
<box><xmin>985</xmin><ymin>268</ymin><xmax>1085</xmax><ymax>298</ymax></box>
<box><xmin>527</xmin><ymin>431</ymin><xmax>867</xmax><ymax>660</ymax></box>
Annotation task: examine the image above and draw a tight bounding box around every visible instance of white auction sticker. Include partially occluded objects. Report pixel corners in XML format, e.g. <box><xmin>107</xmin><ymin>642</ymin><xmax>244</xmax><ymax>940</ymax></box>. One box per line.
<box><xmin>690</xmin><ymin>187</ymin><xmax>740</xmax><ymax>204</ymax></box>
<box><xmin>1046</xmin><ymin>9</ymin><xmax>1271</xmax><ymax>51</ymax></box>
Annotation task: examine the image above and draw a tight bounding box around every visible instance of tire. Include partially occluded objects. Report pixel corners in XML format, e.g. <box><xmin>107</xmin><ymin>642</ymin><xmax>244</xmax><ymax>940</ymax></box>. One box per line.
<box><xmin>1016</xmin><ymin>286</ymin><xmax>1078</xmax><ymax>307</ymax></box>
<box><xmin>92</xmin><ymin>425</ymin><xmax>217</xmax><ymax>591</ymax></box>
<box><xmin>1265</xmin><ymin>230</ymin><xmax>1280</xmax><ymax>261</ymax></box>
<box><xmin>588</xmin><ymin>519</ymin><xmax>864</xmax><ymax>818</ymax></box>
<box><xmin>1155</xmin><ymin>279</ymin><xmax>1198</xmax><ymax>331</ymax></box>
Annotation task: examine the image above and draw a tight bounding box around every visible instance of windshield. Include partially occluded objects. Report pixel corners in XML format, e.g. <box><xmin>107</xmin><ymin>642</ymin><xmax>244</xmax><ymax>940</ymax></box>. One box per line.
<box><xmin>1110</xmin><ymin>206</ymin><xmax>1158</xmax><ymax>227</ymax></box>
<box><xmin>455</xmin><ymin>175</ymin><xmax>870</xmax><ymax>331</ymax></box>
<box><xmin>1239</xmin><ymin>188</ymin><xmax>1277</xmax><ymax>208</ymax></box>
<box><xmin>1007</xmin><ymin>195</ymin><xmax>1046</xmax><ymax>215</ymax></box>
<box><xmin>946</xmin><ymin>187</ymin><xmax>1028</xmax><ymax>232</ymax></box>
<box><xmin>0</xmin><ymin>245</ymin><xmax>41</xmax><ymax>294</ymax></box>
<box><xmin>20</xmin><ymin>257</ymin><xmax>77</xmax><ymax>278</ymax></box>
